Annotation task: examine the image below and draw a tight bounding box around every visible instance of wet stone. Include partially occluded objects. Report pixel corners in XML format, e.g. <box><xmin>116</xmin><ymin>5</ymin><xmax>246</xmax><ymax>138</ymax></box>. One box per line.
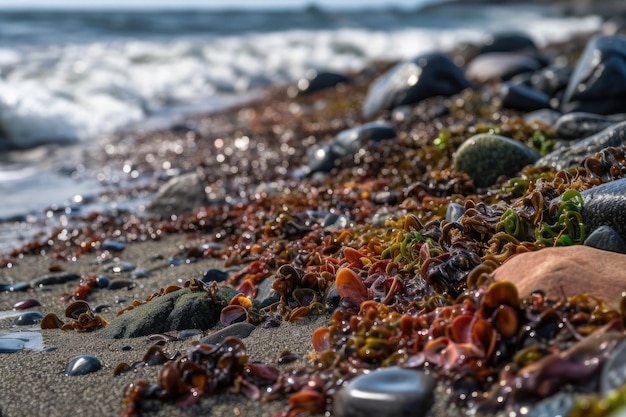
<box><xmin>95</xmin><ymin>275</ymin><xmax>111</xmax><ymax>289</ymax></box>
<box><xmin>581</xmin><ymin>178</ymin><xmax>626</xmax><ymax>241</ymax></box>
<box><xmin>31</xmin><ymin>273</ymin><xmax>80</xmax><ymax>288</ymax></box>
<box><xmin>202</xmin><ymin>268</ymin><xmax>229</xmax><ymax>283</ymax></box>
<box><xmin>297</xmin><ymin>70</ymin><xmax>350</xmax><ymax>95</ymax></box>
<box><xmin>199</xmin><ymin>322</ymin><xmax>256</xmax><ymax>346</ymax></box>
<box><xmin>101</xmin><ymin>239</ymin><xmax>126</xmax><ymax>252</ymax></box>
<box><xmin>333</xmin><ymin>121</ymin><xmax>396</xmax><ymax>156</ymax></box>
<box><xmin>561</xmin><ymin>35</ymin><xmax>626</xmax><ymax>115</ymax></box>
<box><xmin>65</xmin><ymin>355</ymin><xmax>102</xmax><ymax>376</ymax></box>
<box><xmin>453</xmin><ymin>133</ymin><xmax>539</xmax><ymax>187</ymax></box>
<box><xmin>13</xmin><ymin>311</ymin><xmax>44</xmax><ymax>326</ymax></box>
<box><xmin>601</xmin><ymin>332</ymin><xmax>626</xmax><ymax>397</ymax></box>
<box><xmin>107</xmin><ymin>280</ymin><xmax>135</xmax><ymax>290</ymax></box>
<box><xmin>535</xmin><ymin>120</ymin><xmax>626</xmax><ymax>170</ymax></box>
<box><xmin>500</xmin><ymin>82</ymin><xmax>551</xmax><ymax>112</ymax></box>
<box><xmin>101</xmin><ymin>287</ymin><xmax>237</xmax><ymax>339</ymax></box>
<box><xmin>477</xmin><ymin>31</ymin><xmax>538</xmax><ymax>55</ymax></box>
<box><xmin>0</xmin><ymin>281</ymin><xmax>31</xmax><ymax>292</ymax></box>
<box><xmin>131</xmin><ymin>268</ymin><xmax>148</xmax><ymax>279</ymax></box>
<box><xmin>554</xmin><ymin>112</ymin><xmax>625</xmax><ymax>140</ymax></box>
<box><xmin>466</xmin><ymin>52</ymin><xmax>543</xmax><ymax>83</ymax></box>
<box><xmin>0</xmin><ymin>338</ymin><xmax>25</xmax><ymax>353</ymax></box>
<box><xmin>146</xmin><ymin>172</ymin><xmax>208</xmax><ymax>217</ymax></box>
<box><xmin>334</xmin><ymin>367</ymin><xmax>435</xmax><ymax>417</ymax></box>
<box><xmin>584</xmin><ymin>225</ymin><xmax>626</xmax><ymax>254</ymax></box>
<box><xmin>362</xmin><ymin>52</ymin><xmax>470</xmax><ymax>118</ymax></box>
<box><xmin>527</xmin><ymin>64</ymin><xmax>572</xmax><ymax>97</ymax></box>
<box><xmin>102</xmin><ymin>260</ymin><xmax>136</xmax><ymax>273</ymax></box>
<box><xmin>177</xmin><ymin>329</ymin><xmax>202</xmax><ymax>340</ymax></box>
<box><xmin>446</xmin><ymin>203</ymin><xmax>465</xmax><ymax>223</ymax></box>
<box><xmin>527</xmin><ymin>392</ymin><xmax>576</xmax><ymax>417</ymax></box>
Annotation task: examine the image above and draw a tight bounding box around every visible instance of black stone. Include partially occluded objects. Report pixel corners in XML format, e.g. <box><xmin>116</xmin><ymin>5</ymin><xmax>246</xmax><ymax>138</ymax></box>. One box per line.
<box><xmin>199</xmin><ymin>322</ymin><xmax>256</xmax><ymax>345</ymax></box>
<box><xmin>202</xmin><ymin>268</ymin><xmax>229</xmax><ymax>283</ymax></box>
<box><xmin>466</xmin><ymin>53</ymin><xmax>543</xmax><ymax>83</ymax></box>
<box><xmin>555</xmin><ymin>112</ymin><xmax>625</xmax><ymax>140</ymax></box>
<box><xmin>65</xmin><ymin>355</ymin><xmax>102</xmax><ymax>376</ymax></box>
<box><xmin>0</xmin><ymin>281</ymin><xmax>31</xmax><ymax>292</ymax></box>
<box><xmin>101</xmin><ymin>239</ymin><xmax>126</xmax><ymax>252</ymax></box>
<box><xmin>561</xmin><ymin>35</ymin><xmax>626</xmax><ymax>114</ymax></box>
<box><xmin>31</xmin><ymin>273</ymin><xmax>80</xmax><ymax>288</ymax></box>
<box><xmin>500</xmin><ymin>82</ymin><xmax>551</xmax><ymax>112</ymax></box>
<box><xmin>333</xmin><ymin>121</ymin><xmax>396</xmax><ymax>156</ymax></box>
<box><xmin>583</xmin><ymin>225</ymin><xmax>626</xmax><ymax>254</ymax></box>
<box><xmin>478</xmin><ymin>32</ymin><xmax>538</xmax><ymax>55</ymax></box>
<box><xmin>297</xmin><ymin>70</ymin><xmax>350</xmax><ymax>95</ymax></box>
<box><xmin>536</xmin><ymin>120</ymin><xmax>626</xmax><ymax>170</ymax></box>
<box><xmin>95</xmin><ymin>275</ymin><xmax>111</xmax><ymax>289</ymax></box>
<box><xmin>527</xmin><ymin>64</ymin><xmax>572</xmax><ymax>97</ymax></box>
<box><xmin>334</xmin><ymin>367</ymin><xmax>436</xmax><ymax>417</ymax></box>
<box><xmin>581</xmin><ymin>178</ymin><xmax>626</xmax><ymax>242</ymax></box>
<box><xmin>13</xmin><ymin>311</ymin><xmax>44</xmax><ymax>326</ymax></box>
<box><xmin>362</xmin><ymin>52</ymin><xmax>470</xmax><ymax>118</ymax></box>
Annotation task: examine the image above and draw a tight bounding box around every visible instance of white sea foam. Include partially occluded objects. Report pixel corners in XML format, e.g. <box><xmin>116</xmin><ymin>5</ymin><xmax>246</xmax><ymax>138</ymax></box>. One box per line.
<box><xmin>0</xmin><ymin>9</ymin><xmax>602</xmax><ymax>149</ymax></box>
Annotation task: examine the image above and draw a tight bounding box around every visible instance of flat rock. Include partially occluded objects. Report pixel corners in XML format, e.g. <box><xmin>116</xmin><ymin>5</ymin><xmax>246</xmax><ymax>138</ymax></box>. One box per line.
<box><xmin>146</xmin><ymin>172</ymin><xmax>208</xmax><ymax>216</ymax></box>
<box><xmin>492</xmin><ymin>245</ymin><xmax>626</xmax><ymax>307</ymax></box>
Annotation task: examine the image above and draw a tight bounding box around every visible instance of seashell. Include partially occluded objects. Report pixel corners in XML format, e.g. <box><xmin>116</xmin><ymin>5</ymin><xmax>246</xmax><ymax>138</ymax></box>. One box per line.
<box><xmin>220</xmin><ymin>305</ymin><xmax>248</xmax><ymax>327</ymax></box>
<box><xmin>65</xmin><ymin>300</ymin><xmax>91</xmax><ymax>319</ymax></box>
<box><xmin>492</xmin><ymin>304</ymin><xmax>519</xmax><ymax>339</ymax></box>
<box><xmin>312</xmin><ymin>327</ymin><xmax>331</xmax><ymax>352</ymax></box>
<box><xmin>247</xmin><ymin>362</ymin><xmax>280</xmax><ymax>381</ymax></box>
<box><xmin>292</xmin><ymin>288</ymin><xmax>319</xmax><ymax>307</ymax></box>
<box><xmin>40</xmin><ymin>313</ymin><xmax>64</xmax><ymax>329</ymax></box>
<box><xmin>335</xmin><ymin>268</ymin><xmax>368</xmax><ymax>305</ymax></box>
<box><xmin>288</xmin><ymin>388</ymin><xmax>325</xmax><ymax>413</ymax></box>
<box><xmin>482</xmin><ymin>281</ymin><xmax>520</xmax><ymax>311</ymax></box>
<box><xmin>65</xmin><ymin>355</ymin><xmax>102</xmax><ymax>376</ymax></box>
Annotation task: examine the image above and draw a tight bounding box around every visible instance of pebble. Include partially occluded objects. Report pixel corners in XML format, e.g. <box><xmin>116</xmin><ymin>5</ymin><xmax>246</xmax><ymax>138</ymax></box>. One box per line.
<box><xmin>333</xmin><ymin>367</ymin><xmax>435</xmax><ymax>417</ymax></box>
<box><xmin>333</xmin><ymin>121</ymin><xmax>396</xmax><ymax>156</ymax></box>
<box><xmin>13</xmin><ymin>298</ymin><xmax>42</xmax><ymax>310</ymax></box>
<box><xmin>177</xmin><ymin>329</ymin><xmax>202</xmax><ymax>340</ymax></box>
<box><xmin>581</xmin><ymin>178</ymin><xmax>626</xmax><ymax>240</ymax></box>
<box><xmin>554</xmin><ymin>112</ymin><xmax>625</xmax><ymax>140</ymax></box>
<box><xmin>13</xmin><ymin>311</ymin><xmax>44</xmax><ymax>326</ymax></box>
<box><xmin>202</xmin><ymin>268</ymin><xmax>229</xmax><ymax>283</ymax></box>
<box><xmin>101</xmin><ymin>239</ymin><xmax>126</xmax><ymax>252</ymax></box>
<box><xmin>561</xmin><ymin>35</ymin><xmax>626</xmax><ymax>115</ymax></box>
<box><xmin>95</xmin><ymin>275</ymin><xmax>111</xmax><ymax>289</ymax></box>
<box><xmin>31</xmin><ymin>273</ymin><xmax>80</xmax><ymax>288</ymax></box>
<box><xmin>500</xmin><ymin>82</ymin><xmax>551</xmax><ymax>112</ymax></box>
<box><xmin>297</xmin><ymin>70</ymin><xmax>350</xmax><ymax>95</ymax></box>
<box><xmin>146</xmin><ymin>172</ymin><xmax>208</xmax><ymax>216</ymax></box>
<box><xmin>536</xmin><ymin>120</ymin><xmax>626</xmax><ymax>170</ymax></box>
<box><xmin>601</xmin><ymin>338</ymin><xmax>626</xmax><ymax>397</ymax></box>
<box><xmin>445</xmin><ymin>202</ymin><xmax>465</xmax><ymax>223</ymax></box>
<box><xmin>199</xmin><ymin>322</ymin><xmax>256</xmax><ymax>345</ymax></box>
<box><xmin>477</xmin><ymin>32</ymin><xmax>538</xmax><ymax>54</ymax></box>
<box><xmin>465</xmin><ymin>52</ymin><xmax>543</xmax><ymax>83</ymax></box>
<box><xmin>64</xmin><ymin>355</ymin><xmax>102</xmax><ymax>376</ymax></box>
<box><xmin>131</xmin><ymin>268</ymin><xmax>148</xmax><ymax>279</ymax></box>
<box><xmin>362</xmin><ymin>52</ymin><xmax>470</xmax><ymax>118</ymax></box>
<box><xmin>0</xmin><ymin>338</ymin><xmax>26</xmax><ymax>353</ymax></box>
<box><xmin>527</xmin><ymin>392</ymin><xmax>576</xmax><ymax>417</ymax></box>
<box><xmin>0</xmin><ymin>281</ymin><xmax>31</xmax><ymax>292</ymax></box>
<box><xmin>453</xmin><ymin>133</ymin><xmax>539</xmax><ymax>187</ymax></box>
<box><xmin>527</xmin><ymin>64</ymin><xmax>572</xmax><ymax>97</ymax></box>
<box><xmin>107</xmin><ymin>280</ymin><xmax>135</xmax><ymax>290</ymax></box>
<box><xmin>102</xmin><ymin>260</ymin><xmax>136</xmax><ymax>273</ymax></box>
<box><xmin>583</xmin><ymin>225</ymin><xmax>626</xmax><ymax>254</ymax></box>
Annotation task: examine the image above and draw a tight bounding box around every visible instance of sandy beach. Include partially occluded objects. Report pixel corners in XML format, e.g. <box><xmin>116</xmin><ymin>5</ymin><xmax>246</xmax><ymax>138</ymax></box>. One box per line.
<box><xmin>1</xmin><ymin>11</ymin><xmax>626</xmax><ymax>417</ymax></box>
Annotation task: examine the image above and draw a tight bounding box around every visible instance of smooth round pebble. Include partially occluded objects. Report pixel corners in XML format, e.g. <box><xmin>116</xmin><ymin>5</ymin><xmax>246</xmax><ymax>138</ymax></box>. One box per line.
<box><xmin>582</xmin><ymin>178</ymin><xmax>626</xmax><ymax>240</ymax></box>
<box><xmin>95</xmin><ymin>275</ymin><xmax>111</xmax><ymax>289</ymax></box>
<box><xmin>202</xmin><ymin>268</ymin><xmax>229</xmax><ymax>283</ymax></box>
<box><xmin>101</xmin><ymin>239</ymin><xmax>127</xmax><ymax>252</ymax></box>
<box><xmin>13</xmin><ymin>298</ymin><xmax>42</xmax><ymax>310</ymax></box>
<box><xmin>334</xmin><ymin>367</ymin><xmax>435</xmax><ymax>417</ymax></box>
<box><xmin>446</xmin><ymin>202</ymin><xmax>465</xmax><ymax>223</ymax></box>
<box><xmin>199</xmin><ymin>322</ymin><xmax>256</xmax><ymax>345</ymax></box>
<box><xmin>13</xmin><ymin>311</ymin><xmax>44</xmax><ymax>326</ymax></box>
<box><xmin>0</xmin><ymin>338</ymin><xmax>26</xmax><ymax>353</ymax></box>
<box><xmin>584</xmin><ymin>225</ymin><xmax>626</xmax><ymax>254</ymax></box>
<box><xmin>65</xmin><ymin>355</ymin><xmax>102</xmax><ymax>376</ymax></box>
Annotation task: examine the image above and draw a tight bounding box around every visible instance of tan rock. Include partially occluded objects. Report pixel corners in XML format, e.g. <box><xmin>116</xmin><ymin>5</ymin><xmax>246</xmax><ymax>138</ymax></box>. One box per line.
<box><xmin>491</xmin><ymin>245</ymin><xmax>626</xmax><ymax>308</ymax></box>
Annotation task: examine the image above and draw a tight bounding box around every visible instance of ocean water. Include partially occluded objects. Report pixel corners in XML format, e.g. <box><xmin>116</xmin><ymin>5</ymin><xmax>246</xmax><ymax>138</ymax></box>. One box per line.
<box><xmin>0</xmin><ymin>2</ymin><xmax>603</xmax><ymax>252</ymax></box>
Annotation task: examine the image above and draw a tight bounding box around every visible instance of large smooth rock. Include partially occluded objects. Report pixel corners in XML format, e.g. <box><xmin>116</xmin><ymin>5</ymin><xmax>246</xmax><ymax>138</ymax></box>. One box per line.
<box><xmin>334</xmin><ymin>367</ymin><xmax>436</xmax><ymax>417</ymax></box>
<box><xmin>453</xmin><ymin>133</ymin><xmax>539</xmax><ymax>188</ymax></box>
<box><xmin>297</xmin><ymin>70</ymin><xmax>350</xmax><ymax>95</ymax></box>
<box><xmin>492</xmin><ymin>246</ymin><xmax>626</xmax><ymax>307</ymax></box>
<box><xmin>536</xmin><ymin>120</ymin><xmax>626</xmax><ymax>170</ymax></box>
<box><xmin>555</xmin><ymin>112</ymin><xmax>625</xmax><ymax>140</ymax></box>
<box><xmin>466</xmin><ymin>53</ymin><xmax>543</xmax><ymax>83</ymax></box>
<box><xmin>100</xmin><ymin>287</ymin><xmax>236</xmax><ymax>339</ymax></box>
<box><xmin>146</xmin><ymin>172</ymin><xmax>208</xmax><ymax>216</ymax></box>
<box><xmin>500</xmin><ymin>82</ymin><xmax>551</xmax><ymax>112</ymax></box>
<box><xmin>561</xmin><ymin>35</ymin><xmax>626</xmax><ymax>115</ymax></box>
<box><xmin>362</xmin><ymin>52</ymin><xmax>470</xmax><ymax>118</ymax></box>
<box><xmin>478</xmin><ymin>32</ymin><xmax>538</xmax><ymax>55</ymax></box>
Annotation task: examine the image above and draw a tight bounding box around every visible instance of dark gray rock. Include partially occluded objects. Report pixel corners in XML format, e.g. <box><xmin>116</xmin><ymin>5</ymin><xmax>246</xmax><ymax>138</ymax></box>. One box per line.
<box><xmin>523</xmin><ymin>109</ymin><xmax>562</xmax><ymax>126</ymax></box>
<box><xmin>146</xmin><ymin>172</ymin><xmax>208</xmax><ymax>216</ymax></box>
<box><xmin>584</xmin><ymin>225</ymin><xmax>626</xmax><ymax>254</ymax></box>
<box><xmin>333</xmin><ymin>121</ymin><xmax>396</xmax><ymax>156</ymax></box>
<box><xmin>13</xmin><ymin>311</ymin><xmax>44</xmax><ymax>326</ymax></box>
<box><xmin>581</xmin><ymin>178</ymin><xmax>626</xmax><ymax>242</ymax></box>
<box><xmin>362</xmin><ymin>52</ymin><xmax>470</xmax><ymax>118</ymax></box>
<box><xmin>561</xmin><ymin>35</ymin><xmax>626</xmax><ymax>115</ymax></box>
<box><xmin>65</xmin><ymin>355</ymin><xmax>102</xmax><ymax>376</ymax></box>
<box><xmin>536</xmin><ymin>120</ymin><xmax>626</xmax><ymax>170</ymax></box>
<box><xmin>100</xmin><ymin>287</ymin><xmax>236</xmax><ymax>339</ymax></box>
<box><xmin>466</xmin><ymin>52</ymin><xmax>543</xmax><ymax>83</ymax></box>
<box><xmin>334</xmin><ymin>367</ymin><xmax>435</xmax><ymax>417</ymax></box>
<box><xmin>199</xmin><ymin>322</ymin><xmax>256</xmax><ymax>345</ymax></box>
<box><xmin>453</xmin><ymin>133</ymin><xmax>539</xmax><ymax>188</ymax></box>
<box><xmin>527</xmin><ymin>64</ymin><xmax>572</xmax><ymax>97</ymax></box>
<box><xmin>600</xmin><ymin>338</ymin><xmax>626</xmax><ymax>397</ymax></box>
<box><xmin>500</xmin><ymin>82</ymin><xmax>551</xmax><ymax>112</ymax></box>
<box><xmin>478</xmin><ymin>32</ymin><xmax>538</xmax><ymax>55</ymax></box>
<box><xmin>528</xmin><ymin>392</ymin><xmax>576</xmax><ymax>417</ymax></box>
<box><xmin>555</xmin><ymin>112</ymin><xmax>625</xmax><ymax>140</ymax></box>
<box><xmin>445</xmin><ymin>202</ymin><xmax>465</xmax><ymax>223</ymax></box>
<box><xmin>297</xmin><ymin>70</ymin><xmax>350</xmax><ymax>95</ymax></box>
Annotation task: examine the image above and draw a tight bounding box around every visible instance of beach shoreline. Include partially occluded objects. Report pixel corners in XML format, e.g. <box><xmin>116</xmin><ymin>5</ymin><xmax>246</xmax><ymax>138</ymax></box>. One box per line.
<box><xmin>1</xmin><ymin>21</ymin><xmax>625</xmax><ymax>417</ymax></box>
